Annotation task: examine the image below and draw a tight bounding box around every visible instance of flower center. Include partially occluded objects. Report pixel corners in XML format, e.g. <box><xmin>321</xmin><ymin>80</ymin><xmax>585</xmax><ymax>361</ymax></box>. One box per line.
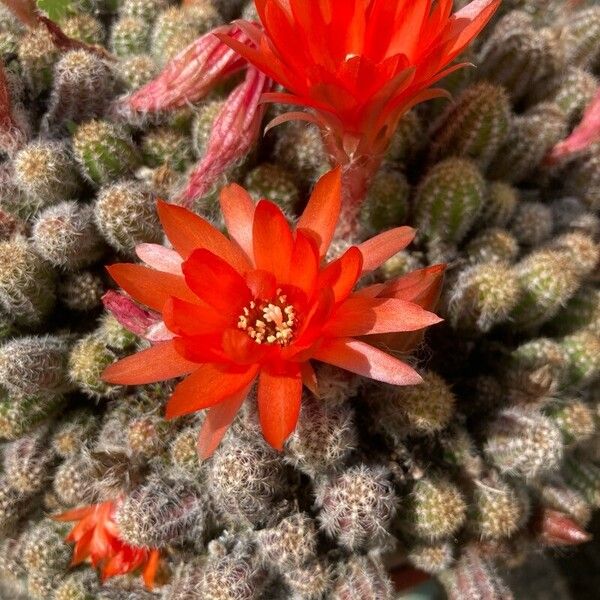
<box><xmin>237</xmin><ymin>289</ymin><xmax>297</xmax><ymax>346</ymax></box>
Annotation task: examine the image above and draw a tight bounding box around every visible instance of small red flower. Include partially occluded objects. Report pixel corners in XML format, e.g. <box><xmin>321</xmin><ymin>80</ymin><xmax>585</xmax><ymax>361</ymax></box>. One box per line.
<box><xmin>54</xmin><ymin>500</ymin><xmax>160</xmax><ymax>589</ymax></box>
<box><xmin>220</xmin><ymin>0</ymin><xmax>500</xmax><ymax>160</ymax></box>
<box><xmin>102</xmin><ymin>169</ymin><xmax>444</xmax><ymax>456</ymax></box>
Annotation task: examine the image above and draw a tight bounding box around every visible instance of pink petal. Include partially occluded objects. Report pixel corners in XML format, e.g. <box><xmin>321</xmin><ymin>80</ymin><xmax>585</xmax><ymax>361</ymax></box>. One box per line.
<box><xmin>312</xmin><ymin>337</ymin><xmax>423</xmax><ymax>385</ymax></box>
<box><xmin>547</xmin><ymin>89</ymin><xmax>600</xmax><ymax>164</ymax></box>
<box><xmin>102</xmin><ymin>290</ymin><xmax>161</xmax><ymax>338</ymax></box>
<box><xmin>126</xmin><ymin>25</ymin><xmax>250</xmax><ymax>112</ymax></box>
<box><xmin>136</xmin><ymin>243</ymin><xmax>183</xmax><ymax>275</ymax></box>
<box><xmin>180</xmin><ymin>66</ymin><xmax>273</xmax><ymax>205</ymax></box>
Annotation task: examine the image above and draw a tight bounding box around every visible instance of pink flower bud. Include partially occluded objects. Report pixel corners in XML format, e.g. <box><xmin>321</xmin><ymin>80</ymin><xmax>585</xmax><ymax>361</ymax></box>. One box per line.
<box><xmin>125</xmin><ymin>25</ymin><xmax>251</xmax><ymax>112</ymax></box>
<box><xmin>102</xmin><ymin>290</ymin><xmax>162</xmax><ymax>338</ymax></box>
<box><xmin>547</xmin><ymin>89</ymin><xmax>600</xmax><ymax>164</ymax></box>
<box><xmin>180</xmin><ymin>66</ymin><xmax>272</xmax><ymax>205</ymax></box>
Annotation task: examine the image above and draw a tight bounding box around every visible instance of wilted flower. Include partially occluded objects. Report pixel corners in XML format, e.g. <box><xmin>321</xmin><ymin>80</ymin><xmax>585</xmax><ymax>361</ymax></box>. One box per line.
<box><xmin>54</xmin><ymin>500</ymin><xmax>160</xmax><ymax>589</ymax></box>
<box><xmin>103</xmin><ymin>169</ymin><xmax>444</xmax><ymax>456</ymax></box>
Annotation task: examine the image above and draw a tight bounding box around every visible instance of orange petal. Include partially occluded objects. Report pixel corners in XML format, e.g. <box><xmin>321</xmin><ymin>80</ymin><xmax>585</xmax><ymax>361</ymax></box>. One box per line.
<box><xmin>53</xmin><ymin>505</ymin><xmax>95</xmax><ymax>522</ymax></box>
<box><xmin>163</xmin><ymin>297</ymin><xmax>230</xmax><ymax>337</ymax></box>
<box><xmin>165</xmin><ymin>363</ymin><xmax>259</xmax><ymax>419</ymax></box>
<box><xmin>356</xmin><ymin>226</ymin><xmax>416</xmax><ymax>274</ymax></box>
<box><xmin>219</xmin><ymin>183</ymin><xmax>256</xmax><ymax>262</ymax></box>
<box><xmin>143</xmin><ymin>549</ymin><xmax>161</xmax><ymax>590</ymax></box>
<box><xmin>317</xmin><ymin>246</ymin><xmax>363</xmax><ymax>303</ymax></box>
<box><xmin>297</xmin><ymin>168</ymin><xmax>342</xmax><ymax>257</ymax></box>
<box><xmin>258</xmin><ymin>368</ymin><xmax>302</xmax><ymax>450</ymax></box>
<box><xmin>323</xmin><ymin>297</ymin><xmax>442</xmax><ymax>337</ymax></box>
<box><xmin>245</xmin><ymin>269</ymin><xmax>277</xmax><ymax>299</ymax></box>
<box><xmin>252</xmin><ymin>200</ymin><xmax>294</xmax><ymax>282</ymax></box>
<box><xmin>445</xmin><ymin>0</ymin><xmax>501</xmax><ymax>57</ymax></box>
<box><xmin>312</xmin><ymin>337</ymin><xmax>423</xmax><ymax>385</ymax></box>
<box><xmin>157</xmin><ymin>200</ymin><xmax>251</xmax><ymax>272</ymax></box>
<box><xmin>182</xmin><ymin>249</ymin><xmax>251</xmax><ymax>318</ymax></box>
<box><xmin>379</xmin><ymin>264</ymin><xmax>446</xmax><ymax>309</ymax></box>
<box><xmin>70</xmin><ymin>528</ymin><xmax>94</xmax><ymax>566</ymax></box>
<box><xmin>102</xmin><ymin>341</ymin><xmax>198</xmax><ymax>385</ymax></box>
<box><xmin>197</xmin><ymin>381</ymin><xmax>253</xmax><ymax>459</ymax></box>
<box><xmin>107</xmin><ymin>264</ymin><xmax>199</xmax><ymax>312</ymax></box>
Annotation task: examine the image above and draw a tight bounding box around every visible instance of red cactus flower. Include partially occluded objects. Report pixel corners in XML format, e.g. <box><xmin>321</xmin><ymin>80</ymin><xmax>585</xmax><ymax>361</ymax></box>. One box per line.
<box><xmin>54</xmin><ymin>500</ymin><xmax>160</xmax><ymax>589</ymax></box>
<box><xmin>102</xmin><ymin>169</ymin><xmax>444</xmax><ymax>457</ymax></box>
<box><xmin>222</xmin><ymin>0</ymin><xmax>499</xmax><ymax>158</ymax></box>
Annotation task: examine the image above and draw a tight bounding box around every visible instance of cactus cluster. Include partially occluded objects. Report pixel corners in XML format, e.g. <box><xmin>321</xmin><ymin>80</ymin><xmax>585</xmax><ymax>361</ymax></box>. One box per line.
<box><xmin>0</xmin><ymin>1</ymin><xmax>597</xmax><ymax>599</ymax></box>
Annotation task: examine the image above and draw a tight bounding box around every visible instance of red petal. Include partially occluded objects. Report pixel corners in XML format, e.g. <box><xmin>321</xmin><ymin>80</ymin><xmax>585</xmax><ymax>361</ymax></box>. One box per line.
<box><xmin>356</xmin><ymin>226</ymin><xmax>416</xmax><ymax>274</ymax></box>
<box><xmin>245</xmin><ymin>269</ymin><xmax>277</xmax><ymax>299</ymax></box>
<box><xmin>258</xmin><ymin>368</ymin><xmax>302</xmax><ymax>450</ymax></box>
<box><xmin>182</xmin><ymin>249</ymin><xmax>251</xmax><ymax>318</ymax></box>
<box><xmin>297</xmin><ymin>168</ymin><xmax>342</xmax><ymax>257</ymax></box>
<box><xmin>172</xmin><ymin>335</ymin><xmax>228</xmax><ymax>364</ymax></box>
<box><xmin>323</xmin><ymin>296</ymin><xmax>442</xmax><ymax>337</ymax></box>
<box><xmin>163</xmin><ymin>297</ymin><xmax>230</xmax><ymax>336</ymax></box>
<box><xmin>197</xmin><ymin>382</ymin><xmax>253</xmax><ymax>459</ymax></box>
<box><xmin>102</xmin><ymin>341</ymin><xmax>198</xmax><ymax>385</ymax></box>
<box><xmin>312</xmin><ymin>337</ymin><xmax>423</xmax><ymax>385</ymax></box>
<box><xmin>165</xmin><ymin>364</ymin><xmax>259</xmax><ymax>419</ymax></box>
<box><xmin>219</xmin><ymin>183</ymin><xmax>256</xmax><ymax>262</ymax></box>
<box><xmin>107</xmin><ymin>264</ymin><xmax>199</xmax><ymax>312</ymax></box>
<box><xmin>283</xmin><ymin>230</ymin><xmax>320</xmax><ymax>297</ymax></box>
<box><xmin>252</xmin><ymin>200</ymin><xmax>294</xmax><ymax>282</ymax></box>
<box><xmin>157</xmin><ymin>200</ymin><xmax>251</xmax><ymax>271</ymax></box>
<box><xmin>317</xmin><ymin>246</ymin><xmax>363</xmax><ymax>303</ymax></box>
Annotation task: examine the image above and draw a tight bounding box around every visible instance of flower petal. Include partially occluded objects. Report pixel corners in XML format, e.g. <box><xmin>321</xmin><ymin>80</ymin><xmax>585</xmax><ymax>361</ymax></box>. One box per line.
<box><xmin>163</xmin><ymin>297</ymin><xmax>230</xmax><ymax>336</ymax></box>
<box><xmin>379</xmin><ymin>264</ymin><xmax>446</xmax><ymax>309</ymax></box>
<box><xmin>107</xmin><ymin>263</ymin><xmax>199</xmax><ymax>312</ymax></box>
<box><xmin>197</xmin><ymin>381</ymin><xmax>253</xmax><ymax>459</ymax></box>
<box><xmin>317</xmin><ymin>246</ymin><xmax>363</xmax><ymax>303</ymax></box>
<box><xmin>312</xmin><ymin>337</ymin><xmax>423</xmax><ymax>385</ymax></box>
<box><xmin>143</xmin><ymin>549</ymin><xmax>161</xmax><ymax>590</ymax></box>
<box><xmin>297</xmin><ymin>168</ymin><xmax>342</xmax><ymax>257</ymax></box>
<box><xmin>445</xmin><ymin>0</ymin><xmax>501</xmax><ymax>57</ymax></box>
<box><xmin>323</xmin><ymin>296</ymin><xmax>442</xmax><ymax>337</ymax></box>
<box><xmin>258</xmin><ymin>367</ymin><xmax>302</xmax><ymax>450</ymax></box>
<box><xmin>157</xmin><ymin>200</ymin><xmax>251</xmax><ymax>271</ymax></box>
<box><xmin>356</xmin><ymin>226</ymin><xmax>416</xmax><ymax>274</ymax></box>
<box><xmin>102</xmin><ymin>341</ymin><xmax>198</xmax><ymax>385</ymax></box>
<box><xmin>182</xmin><ymin>249</ymin><xmax>251</xmax><ymax>317</ymax></box>
<box><xmin>165</xmin><ymin>363</ymin><xmax>259</xmax><ymax>419</ymax></box>
<box><xmin>136</xmin><ymin>243</ymin><xmax>183</xmax><ymax>275</ymax></box>
<box><xmin>283</xmin><ymin>230</ymin><xmax>320</xmax><ymax>296</ymax></box>
<box><xmin>219</xmin><ymin>183</ymin><xmax>256</xmax><ymax>261</ymax></box>
<box><xmin>253</xmin><ymin>200</ymin><xmax>294</xmax><ymax>281</ymax></box>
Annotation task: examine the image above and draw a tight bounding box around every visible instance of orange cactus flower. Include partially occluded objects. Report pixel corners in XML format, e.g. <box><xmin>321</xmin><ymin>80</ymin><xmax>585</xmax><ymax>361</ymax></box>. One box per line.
<box><xmin>102</xmin><ymin>168</ymin><xmax>444</xmax><ymax>456</ymax></box>
<box><xmin>220</xmin><ymin>0</ymin><xmax>500</xmax><ymax>161</ymax></box>
<box><xmin>54</xmin><ymin>500</ymin><xmax>160</xmax><ymax>589</ymax></box>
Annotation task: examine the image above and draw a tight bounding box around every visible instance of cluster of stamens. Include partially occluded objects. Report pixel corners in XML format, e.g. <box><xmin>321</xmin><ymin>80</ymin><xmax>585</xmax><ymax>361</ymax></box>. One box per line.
<box><xmin>237</xmin><ymin>289</ymin><xmax>297</xmax><ymax>346</ymax></box>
